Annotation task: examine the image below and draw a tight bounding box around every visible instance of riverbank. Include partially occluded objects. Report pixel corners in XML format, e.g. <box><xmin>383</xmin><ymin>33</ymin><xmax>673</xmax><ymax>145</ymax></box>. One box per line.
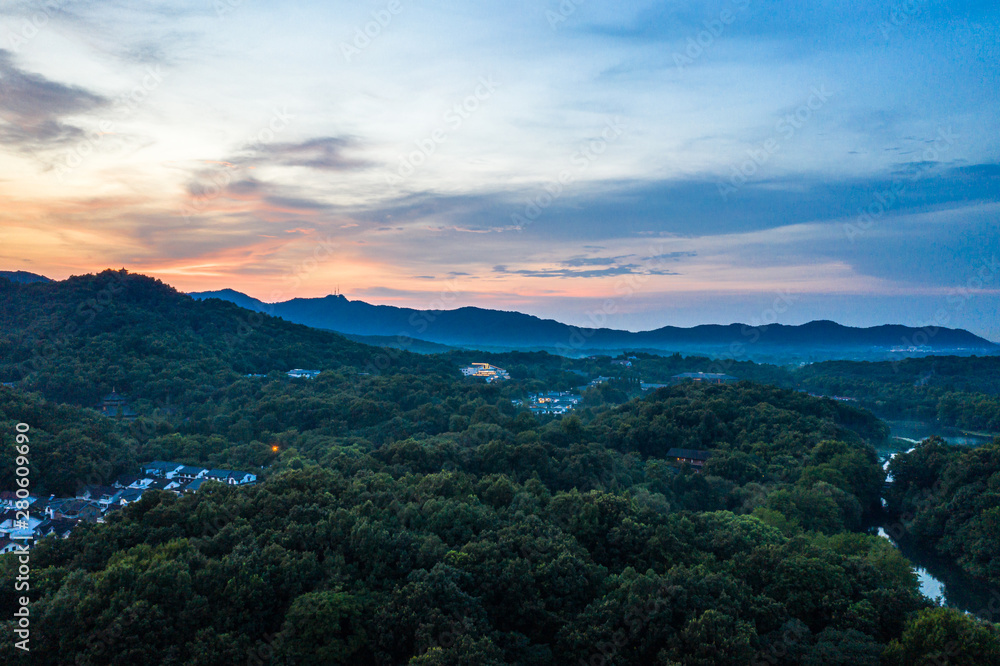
<box><xmin>877</xmin><ymin>421</ymin><xmax>998</xmax><ymax>621</ymax></box>
<box><xmin>876</xmin><ymin>526</ymin><xmax>1000</xmax><ymax>623</ymax></box>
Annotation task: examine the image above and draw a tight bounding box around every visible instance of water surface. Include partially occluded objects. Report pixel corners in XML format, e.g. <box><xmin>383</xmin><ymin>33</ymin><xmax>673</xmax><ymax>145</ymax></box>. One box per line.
<box><xmin>877</xmin><ymin>421</ymin><xmax>998</xmax><ymax>621</ymax></box>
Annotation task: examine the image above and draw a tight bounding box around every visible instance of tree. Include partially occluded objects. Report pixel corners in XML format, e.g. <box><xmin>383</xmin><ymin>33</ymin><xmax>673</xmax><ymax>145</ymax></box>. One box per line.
<box><xmin>274</xmin><ymin>591</ymin><xmax>367</xmax><ymax>665</ymax></box>
<box><xmin>882</xmin><ymin>607</ymin><xmax>1000</xmax><ymax>666</ymax></box>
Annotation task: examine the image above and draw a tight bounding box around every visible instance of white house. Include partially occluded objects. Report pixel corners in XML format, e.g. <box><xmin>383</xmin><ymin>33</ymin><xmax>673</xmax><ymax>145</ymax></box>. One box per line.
<box><xmin>0</xmin><ymin>536</ymin><xmax>22</xmax><ymax>554</ymax></box>
<box><xmin>230</xmin><ymin>471</ymin><xmax>257</xmax><ymax>485</ymax></box>
<box><xmin>77</xmin><ymin>486</ymin><xmax>123</xmax><ymax>509</ymax></box>
<box><xmin>169</xmin><ymin>465</ymin><xmax>207</xmax><ymax>480</ymax></box>
<box><xmin>143</xmin><ymin>461</ymin><xmax>184</xmax><ymax>477</ymax></box>
<box><xmin>117</xmin><ymin>488</ymin><xmax>145</xmax><ymax>505</ymax></box>
<box><xmin>0</xmin><ymin>492</ymin><xmax>37</xmax><ymax>512</ymax></box>
<box><xmin>0</xmin><ymin>510</ymin><xmax>45</xmax><ymax>538</ymax></box>
<box><xmin>205</xmin><ymin>469</ymin><xmax>257</xmax><ymax>485</ymax></box>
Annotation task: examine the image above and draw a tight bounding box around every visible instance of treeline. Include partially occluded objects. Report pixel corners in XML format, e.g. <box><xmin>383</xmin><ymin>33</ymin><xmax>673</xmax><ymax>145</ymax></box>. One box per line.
<box><xmin>796</xmin><ymin>356</ymin><xmax>1000</xmax><ymax>432</ymax></box>
<box><xmin>885</xmin><ymin>437</ymin><xmax>1000</xmax><ymax>585</ymax></box>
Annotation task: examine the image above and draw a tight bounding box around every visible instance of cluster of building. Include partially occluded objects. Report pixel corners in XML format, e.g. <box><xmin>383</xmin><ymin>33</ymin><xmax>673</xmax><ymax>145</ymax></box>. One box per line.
<box><xmin>805</xmin><ymin>392</ymin><xmax>858</xmax><ymax>403</ymax></box>
<box><xmin>0</xmin><ymin>461</ymin><xmax>257</xmax><ymax>553</ymax></box>
<box><xmin>460</xmin><ymin>363</ymin><xmax>510</xmax><ymax>383</ymax></box>
<box><xmin>519</xmin><ymin>391</ymin><xmax>582</xmax><ymax>415</ymax></box>
<box><xmin>287</xmin><ymin>369</ymin><xmax>321</xmax><ymax>379</ymax></box>
<box><xmin>671</xmin><ymin>372</ymin><xmax>738</xmax><ymax>385</ymax></box>
<box><xmin>139</xmin><ymin>461</ymin><xmax>257</xmax><ymax>486</ymax></box>
<box><xmin>641</xmin><ymin>373</ymin><xmax>739</xmax><ymax>391</ymax></box>
<box><xmin>242</xmin><ymin>370</ymin><xmax>323</xmax><ymax>380</ymax></box>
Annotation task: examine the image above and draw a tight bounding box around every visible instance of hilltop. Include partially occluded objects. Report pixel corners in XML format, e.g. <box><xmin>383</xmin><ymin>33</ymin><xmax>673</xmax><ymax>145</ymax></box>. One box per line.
<box><xmin>0</xmin><ymin>270</ymin><xmax>440</xmax><ymax>406</ymax></box>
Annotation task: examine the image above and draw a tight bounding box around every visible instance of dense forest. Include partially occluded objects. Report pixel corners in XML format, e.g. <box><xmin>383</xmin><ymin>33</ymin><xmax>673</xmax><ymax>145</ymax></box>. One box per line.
<box><xmin>1</xmin><ymin>271</ymin><xmax>999</xmax><ymax>664</ymax></box>
<box><xmin>451</xmin><ymin>350</ymin><xmax>1000</xmax><ymax>433</ymax></box>
<box><xmin>793</xmin><ymin>357</ymin><xmax>1000</xmax><ymax>432</ymax></box>
<box><xmin>885</xmin><ymin>437</ymin><xmax>1000</xmax><ymax>586</ymax></box>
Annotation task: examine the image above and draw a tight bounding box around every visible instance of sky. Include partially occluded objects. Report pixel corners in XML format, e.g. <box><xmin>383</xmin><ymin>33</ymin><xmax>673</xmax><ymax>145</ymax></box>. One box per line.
<box><xmin>1</xmin><ymin>0</ymin><xmax>998</xmax><ymax>338</ymax></box>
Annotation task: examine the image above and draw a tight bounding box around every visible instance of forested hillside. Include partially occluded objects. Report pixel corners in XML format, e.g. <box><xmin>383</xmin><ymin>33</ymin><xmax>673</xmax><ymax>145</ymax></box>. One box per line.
<box><xmin>0</xmin><ymin>270</ymin><xmax>431</xmax><ymax>406</ymax></box>
<box><xmin>885</xmin><ymin>438</ymin><xmax>1000</xmax><ymax>585</ymax></box>
<box><xmin>795</xmin><ymin>357</ymin><xmax>1000</xmax><ymax>432</ymax></box>
<box><xmin>1</xmin><ymin>271</ymin><xmax>998</xmax><ymax>664</ymax></box>
<box><xmin>0</xmin><ymin>387</ymin><xmax>135</xmax><ymax>496</ymax></box>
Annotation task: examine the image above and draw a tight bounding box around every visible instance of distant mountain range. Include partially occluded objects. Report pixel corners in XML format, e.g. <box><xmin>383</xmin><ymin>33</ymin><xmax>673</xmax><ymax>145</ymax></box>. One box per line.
<box><xmin>7</xmin><ymin>274</ymin><xmax>994</xmax><ymax>360</ymax></box>
<box><xmin>0</xmin><ymin>270</ymin><xmax>52</xmax><ymax>284</ymax></box>
<box><xmin>189</xmin><ymin>288</ymin><xmax>998</xmax><ymax>360</ymax></box>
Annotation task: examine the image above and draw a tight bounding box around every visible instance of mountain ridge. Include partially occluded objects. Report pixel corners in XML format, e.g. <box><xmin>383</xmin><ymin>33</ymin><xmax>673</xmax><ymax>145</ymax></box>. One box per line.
<box><xmin>0</xmin><ymin>270</ymin><xmax>52</xmax><ymax>284</ymax></box>
<box><xmin>189</xmin><ymin>288</ymin><xmax>998</xmax><ymax>355</ymax></box>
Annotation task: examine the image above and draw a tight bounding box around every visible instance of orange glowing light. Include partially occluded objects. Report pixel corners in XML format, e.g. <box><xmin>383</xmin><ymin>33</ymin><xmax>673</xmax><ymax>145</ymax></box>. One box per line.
<box><xmin>271</xmin><ymin>445</ymin><xmax>280</xmax><ymax>452</ymax></box>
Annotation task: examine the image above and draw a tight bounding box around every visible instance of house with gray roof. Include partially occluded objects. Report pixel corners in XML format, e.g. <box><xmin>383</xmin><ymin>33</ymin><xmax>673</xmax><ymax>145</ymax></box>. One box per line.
<box><xmin>204</xmin><ymin>469</ymin><xmax>256</xmax><ymax>485</ymax></box>
<box><xmin>143</xmin><ymin>461</ymin><xmax>183</xmax><ymax>477</ymax></box>
<box><xmin>182</xmin><ymin>478</ymin><xmax>208</xmax><ymax>493</ymax></box>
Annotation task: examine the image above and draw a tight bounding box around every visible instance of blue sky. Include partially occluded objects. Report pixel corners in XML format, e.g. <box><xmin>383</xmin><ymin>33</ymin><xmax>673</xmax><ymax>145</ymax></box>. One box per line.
<box><xmin>1</xmin><ymin>0</ymin><xmax>998</xmax><ymax>338</ymax></box>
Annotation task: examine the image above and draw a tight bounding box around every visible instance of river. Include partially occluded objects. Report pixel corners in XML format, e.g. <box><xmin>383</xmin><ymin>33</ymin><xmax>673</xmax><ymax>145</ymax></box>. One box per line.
<box><xmin>876</xmin><ymin>421</ymin><xmax>998</xmax><ymax>621</ymax></box>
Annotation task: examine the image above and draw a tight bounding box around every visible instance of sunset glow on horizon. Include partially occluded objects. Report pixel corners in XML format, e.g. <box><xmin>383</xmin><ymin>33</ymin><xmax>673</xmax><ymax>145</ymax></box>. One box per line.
<box><xmin>2</xmin><ymin>1</ymin><xmax>998</xmax><ymax>336</ymax></box>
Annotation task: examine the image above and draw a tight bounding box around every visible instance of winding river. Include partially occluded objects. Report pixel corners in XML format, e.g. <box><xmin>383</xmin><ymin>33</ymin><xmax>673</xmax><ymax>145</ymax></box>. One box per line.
<box><xmin>876</xmin><ymin>421</ymin><xmax>998</xmax><ymax>621</ymax></box>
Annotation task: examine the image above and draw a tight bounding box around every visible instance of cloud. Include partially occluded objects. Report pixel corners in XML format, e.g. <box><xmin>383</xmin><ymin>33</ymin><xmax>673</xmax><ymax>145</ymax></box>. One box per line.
<box><xmin>561</xmin><ymin>255</ymin><xmax>631</xmax><ymax>267</ymax></box>
<box><xmin>355</xmin><ymin>285</ymin><xmax>466</xmax><ymax>299</ymax></box>
<box><xmin>493</xmin><ymin>263</ymin><xmax>679</xmax><ymax>279</ymax></box>
<box><xmin>0</xmin><ymin>49</ymin><xmax>107</xmax><ymax>152</ymax></box>
<box><xmin>648</xmin><ymin>251</ymin><xmax>697</xmax><ymax>260</ymax></box>
<box><xmin>181</xmin><ymin>173</ymin><xmax>334</xmax><ymax>220</ymax></box>
<box><xmin>359</xmin><ymin>159</ymin><xmax>1000</xmax><ymax>243</ymax></box>
<box><xmin>239</xmin><ymin>136</ymin><xmax>372</xmax><ymax>171</ymax></box>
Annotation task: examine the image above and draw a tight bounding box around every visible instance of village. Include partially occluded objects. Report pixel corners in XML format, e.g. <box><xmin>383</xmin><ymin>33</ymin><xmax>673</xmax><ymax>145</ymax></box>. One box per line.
<box><xmin>460</xmin><ymin>360</ymin><xmax>737</xmax><ymax>417</ymax></box>
<box><xmin>0</xmin><ymin>461</ymin><xmax>257</xmax><ymax>554</ymax></box>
